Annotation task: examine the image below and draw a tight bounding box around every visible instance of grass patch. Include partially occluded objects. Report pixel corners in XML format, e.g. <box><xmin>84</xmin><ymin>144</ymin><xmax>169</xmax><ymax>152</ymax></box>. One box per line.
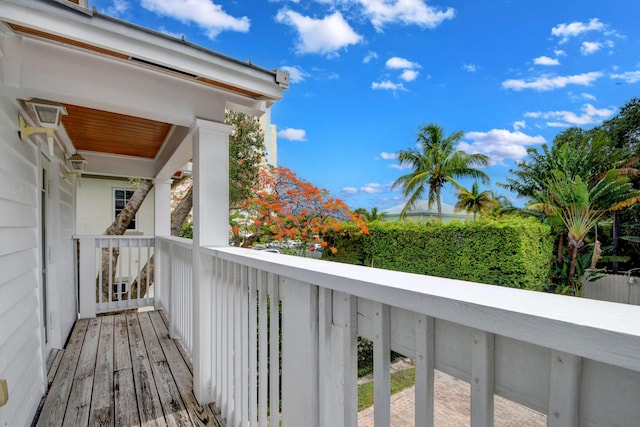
<box><xmin>358</xmin><ymin>368</ymin><xmax>415</xmax><ymax>411</ymax></box>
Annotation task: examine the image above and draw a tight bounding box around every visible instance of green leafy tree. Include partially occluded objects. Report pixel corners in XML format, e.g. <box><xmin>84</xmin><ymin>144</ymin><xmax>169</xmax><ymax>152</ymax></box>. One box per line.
<box><xmin>227</xmin><ymin>110</ymin><xmax>267</xmax><ymax>207</ymax></box>
<box><xmin>454</xmin><ymin>182</ymin><xmax>498</xmax><ymax>219</ymax></box>
<box><xmin>600</xmin><ymin>97</ymin><xmax>640</xmax><ymax>153</ymax></box>
<box><xmin>503</xmin><ymin>128</ymin><xmax>639</xmax><ymax>275</ymax></box>
<box><xmin>529</xmin><ymin>169</ymin><xmax>640</xmax><ymax>294</ymax></box>
<box><xmin>354</xmin><ymin>207</ymin><xmax>387</xmax><ymax>222</ymax></box>
<box><xmin>598</xmin><ymin>98</ymin><xmax>640</xmax><ymax>271</ymax></box>
<box><xmin>393</xmin><ymin>123</ymin><xmax>489</xmax><ymax>220</ymax></box>
<box><xmin>502</xmin><ymin>129</ymin><xmax>632</xmax><ymax>198</ymax></box>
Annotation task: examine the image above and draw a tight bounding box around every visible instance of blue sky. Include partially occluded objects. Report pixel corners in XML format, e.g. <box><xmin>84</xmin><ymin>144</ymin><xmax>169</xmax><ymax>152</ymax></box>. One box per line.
<box><xmin>92</xmin><ymin>0</ymin><xmax>640</xmax><ymax>210</ymax></box>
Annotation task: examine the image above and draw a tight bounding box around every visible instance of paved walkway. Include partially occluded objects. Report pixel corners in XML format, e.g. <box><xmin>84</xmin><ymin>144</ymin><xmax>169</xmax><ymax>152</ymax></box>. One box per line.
<box><xmin>358</xmin><ymin>368</ymin><xmax>546</xmax><ymax>427</ymax></box>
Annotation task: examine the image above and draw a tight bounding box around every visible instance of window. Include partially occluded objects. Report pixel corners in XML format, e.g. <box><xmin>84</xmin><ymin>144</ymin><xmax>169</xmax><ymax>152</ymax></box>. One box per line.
<box><xmin>114</xmin><ymin>188</ymin><xmax>137</xmax><ymax>230</ymax></box>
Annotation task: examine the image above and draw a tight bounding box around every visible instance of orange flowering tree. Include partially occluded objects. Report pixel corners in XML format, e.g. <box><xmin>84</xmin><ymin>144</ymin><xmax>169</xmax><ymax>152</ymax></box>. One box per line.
<box><xmin>231</xmin><ymin>167</ymin><xmax>368</xmax><ymax>253</ymax></box>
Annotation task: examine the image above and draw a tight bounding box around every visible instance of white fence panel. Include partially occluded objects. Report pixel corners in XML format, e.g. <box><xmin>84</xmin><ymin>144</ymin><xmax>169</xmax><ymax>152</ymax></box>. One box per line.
<box><xmin>76</xmin><ymin>236</ymin><xmax>155</xmax><ymax>317</ymax></box>
<box><xmin>583</xmin><ymin>273</ymin><xmax>640</xmax><ymax>305</ymax></box>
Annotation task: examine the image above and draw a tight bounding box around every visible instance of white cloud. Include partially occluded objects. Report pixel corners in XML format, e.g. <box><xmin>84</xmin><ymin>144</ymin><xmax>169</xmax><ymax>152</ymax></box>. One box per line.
<box><xmin>513</xmin><ymin>120</ymin><xmax>526</xmax><ymax>131</ymax></box>
<box><xmin>280</xmin><ymin>65</ymin><xmax>309</xmax><ymax>83</ymax></box>
<box><xmin>357</xmin><ymin>0</ymin><xmax>455</xmax><ymax>31</ymax></box>
<box><xmin>342</xmin><ymin>182</ymin><xmax>391</xmax><ymax>195</ymax></box>
<box><xmin>611</xmin><ymin>70</ymin><xmax>640</xmax><ymax>83</ymax></box>
<box><xmin>580</xmin><ymin>41</ymin><xmax>602</xmax><ymax>55</ymax></box>
<box><xmin>534</xmin><ymin>56</ymin><xmax>560</xmax><ymax>66</ymax></box>
<box><xmin>400</xmin><ymin>69</ymin><xmax>419</xmax><ymax>82</ymax></box>
<box><xmin>140</xmin><ymin>0</ymin><xmax>249</xmax><ymax>39</ymax></box>
<box><xmin>372</xmin><ymin>80</ymin><xmax>406</xmax><ymax>91</ymax></box>
<box><xmin>581</xmin><ymin>92</ymin><xmax>597</xmax><ymax>100</ymax></box>
<box><xmin>363</xmin><ymin>51</ymin><xmax>378</xmax><ymax>63</ymax></box>
<box><xmin>388</xmin><ymin>163</ymin><xmax>411</xmax><ymax>170</ymax></box>
<box><xmin>524</xmin><ymin>103</ymin><xmax>615</xmax><ymax>127</ymax></box>
<box><xmin>462</xmin><ymin>63</ymin><xmax>476</xmax><ymax>73</ymax></box>
<box><xmin>386</xmin><ymin>57</ymin><xmax>420</xmax><ymax>70</ymax></box>
<box><xmin>554</xmin><ymin>49</ymin><xmax>567</xmax><ymax>57</ymax></box>
<box><xmin>460</xmin><ymin>129</ymin><xmax>546</xmax><ymax>165</ymax></box>
<box><xmin>502</xmin><ymin>71</ymin><xmax>603</xmax><ymax>91</ymax></box>
<box><xmin>157</xmin><ymin>26</ymin><xmax>183</xmax><ymax>38</ymax></box>
<box><xmin>277</xmin><ymin>128</ymin><xmax>307</xmax><ymax>141</ymax></box>
<box><xmin>551</xmin><ymin>18</ymin><xmax>605</xmax><ymax>43</ymax></box>
<box><xmin>361</xmin><ymin>183</ymin><xmax>386</xmax><ymax>194</ymax></box>
<box><xmin>380</xmin><ymin>152</ymin><xmax>398</xmax><ymax>160</ymax></box>
<box><xmin>342</xmin><ymin>187</ymin><xmax>358</xmax><ymax>194</ymax></box>
<box><xmin>275</xmin><ymin>10</ymin><xmax>362</xmax><ymax>56</ymax></box>
<box><xmin>105</xmin><ymin>0</ymin><xmax>130</xmax><ymax>17</ymax></box>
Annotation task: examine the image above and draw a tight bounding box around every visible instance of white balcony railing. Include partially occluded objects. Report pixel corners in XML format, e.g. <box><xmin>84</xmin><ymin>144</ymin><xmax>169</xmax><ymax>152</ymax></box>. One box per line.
<box><xmin>76</xmin><ymin>235</ymin><xmax>155</xmax><ymax>317</ymax></box>
<box><xmin>158</xmin><ymin>237</ymin><xmax>640</xmax><ymax>426</ymax></box>
<box><xmin>155</xmin><ymin>235</ymin><xmax>194</xmax><ymax>356</ymax></box>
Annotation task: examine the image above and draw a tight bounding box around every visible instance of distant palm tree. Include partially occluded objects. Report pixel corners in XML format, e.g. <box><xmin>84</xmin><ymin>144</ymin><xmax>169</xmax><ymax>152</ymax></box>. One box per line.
<box><xmin>393</xmin><ymin>123</ymin><xmax>490</xmax><ymax>220</ymax></box>
<box><xmin>355</xmin><ymin>207</ymin><xmax>387</xmax><ymax>222</ymax></box>
<box><xmin>454</xmin><ymin>182</ymin><xmax>498</xmax><ymax>219</ymax></box>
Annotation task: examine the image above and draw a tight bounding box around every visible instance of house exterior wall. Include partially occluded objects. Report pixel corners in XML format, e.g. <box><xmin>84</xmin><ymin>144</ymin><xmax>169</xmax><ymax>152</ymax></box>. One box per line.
<box><xmin>76</xmin><ymin>176</ymin><xmax>155</xmax><ymax>236</ymax></box>
<box><xmin>0</xmin><ymin>98</ymin><xmax>46</xmax><ymax>427</ymax></box>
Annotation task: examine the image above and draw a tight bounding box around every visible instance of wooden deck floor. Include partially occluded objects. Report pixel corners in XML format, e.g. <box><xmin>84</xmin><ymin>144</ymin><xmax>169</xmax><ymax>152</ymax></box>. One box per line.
<box><xmin>34</xmin><ymin>311</ymin><xmax>224</xmax><ymax>427</ymax></box>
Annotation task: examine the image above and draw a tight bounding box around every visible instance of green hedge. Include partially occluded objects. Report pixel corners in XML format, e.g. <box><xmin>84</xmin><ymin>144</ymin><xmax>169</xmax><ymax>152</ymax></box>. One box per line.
<box><xmin>324</xmin><ymin>217</ymin><xmax>552</xmax><ymax>291</ymax></box>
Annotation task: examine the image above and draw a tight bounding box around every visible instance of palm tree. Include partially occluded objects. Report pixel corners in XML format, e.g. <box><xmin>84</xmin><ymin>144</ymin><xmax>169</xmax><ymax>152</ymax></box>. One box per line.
<box><xmin>354</xmin><ymin>207</ymin><xmax>387</xmax><ymax>222</ymax></box>
<box><xmin>393</xmin><ymin>123</ymin><xmax>490</xmax><ymax>220</ymax></box>
<box><xmin>454</xmin><ymin>182</ymin><xmax>498</xmax><ymax>219</ymax></box>
<box><xmin>530</xmin><ymin>169</ymin><xmax>640</xmax><ymax>293</ymax></box>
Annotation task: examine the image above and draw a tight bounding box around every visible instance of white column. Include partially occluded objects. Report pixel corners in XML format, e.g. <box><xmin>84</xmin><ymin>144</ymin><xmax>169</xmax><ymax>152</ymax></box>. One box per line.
<box><xmin>192</xmin><ymin>119</ymin><xmax>233</xmax><ymax>248</ymax></box>
<box><xmin>153</xmin><ymin>179</ymin><xmax>172</xmax><ymax>311</ymax></box>
<box><xmin>191</xmin><ymin>118</ymin><xmax>233</xmax><ymax>405</ymax></box>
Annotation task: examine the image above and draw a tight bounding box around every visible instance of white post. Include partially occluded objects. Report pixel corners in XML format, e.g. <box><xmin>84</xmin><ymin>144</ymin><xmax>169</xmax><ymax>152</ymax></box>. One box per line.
<box><xmin>415</xmin><ymin>314</ymin><xmax>435</xmax><ymax>427</ymax></box>
<box><xmin>153</xmin><ymin>179</ymin><xmax>172</xmax><ymax>311</ymax></box>
<box><xmin>471</xmin><ymin>329</ymin><xmax>495</xmax><ymax>427</ymax></box>
<box><xmin>282</xmin><ymin>279</ymin><xmax>319</xmax><ymax>427</ymax></box>
<box><xmin>191</xmin><ymin>118</ymin><xmax>233</xmax><ymax>405</ymax></box>
<box><xmin>78</xmin><ymin>237</ymin><xmax>96</xmax><ymax>318</ymax></box>
<box><xmin>318</xmin><ymin>290</ymin><xmax>357</xmax><ymax>427</ymax></box>
<box><xmin>373</xmin><ymin>302</ymin><xmax>391</xmax><ymax>427</ymax></box>
<box><xmin>548</xmin><ymin>350</ymin><xmax>582</xmax><ymax>427</ymax></box>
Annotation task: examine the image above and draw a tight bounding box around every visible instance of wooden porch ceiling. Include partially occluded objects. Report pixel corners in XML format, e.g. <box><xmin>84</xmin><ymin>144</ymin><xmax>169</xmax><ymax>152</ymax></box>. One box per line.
<box><xmin>35</xmin><ymin>311</ymin><xmax>224</xmax><ymax>426</ymax></box>
<box><xmin>61</xmin><ymin>104</ymin><xmax>172</xmax><ymax>158</ymax></box>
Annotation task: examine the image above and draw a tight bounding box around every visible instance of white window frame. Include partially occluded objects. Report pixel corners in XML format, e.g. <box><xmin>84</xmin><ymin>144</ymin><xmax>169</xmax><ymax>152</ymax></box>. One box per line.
<box><xmin>113</xmin><ymin>187</ymin><xmax>138</xmax><ymax>231</ymax></box>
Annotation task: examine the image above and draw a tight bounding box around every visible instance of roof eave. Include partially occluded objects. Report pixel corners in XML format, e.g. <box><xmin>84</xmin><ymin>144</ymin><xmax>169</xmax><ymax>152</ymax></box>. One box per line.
<box><xmin>1</xmin><ymin>0</ymin><xmax>288</xmax><ymax>101</ymax></box>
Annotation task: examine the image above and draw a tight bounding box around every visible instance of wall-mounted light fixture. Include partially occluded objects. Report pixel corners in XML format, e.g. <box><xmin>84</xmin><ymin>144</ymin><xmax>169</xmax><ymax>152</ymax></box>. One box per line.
<box><xmin>66</xmin><ymin>152</ymin><xmax>88</xmax><ymax>176</ymax></box>
<box><xmin>19</xmin><ymin>100</ymin><xmax>68</xmax><ymax>156</ymax></box>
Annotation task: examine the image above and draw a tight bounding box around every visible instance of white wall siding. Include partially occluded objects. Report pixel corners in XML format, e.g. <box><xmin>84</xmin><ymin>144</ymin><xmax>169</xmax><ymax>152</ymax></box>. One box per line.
<box><xmin>0</xmin><ymin>99</ymin><xmax>44</xmax><ymax>427</ymax></box>
<box><xmin>75</xmin><ymin>176</ymin><xmax>155</xmax><ymax>236</ymax></box>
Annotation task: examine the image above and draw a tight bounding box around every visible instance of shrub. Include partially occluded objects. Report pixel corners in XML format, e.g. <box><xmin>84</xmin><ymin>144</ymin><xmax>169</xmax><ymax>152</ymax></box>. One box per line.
<box><xmin>324</xmin><ymin>217</ymin><xmax>551</xmax><ymax>291</ymax></box>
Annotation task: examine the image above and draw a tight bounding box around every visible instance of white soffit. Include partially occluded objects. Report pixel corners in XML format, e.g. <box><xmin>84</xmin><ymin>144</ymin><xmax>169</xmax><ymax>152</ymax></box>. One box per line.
<box><xmin>1</xmin><ymin>0</ymin><xmax>286</xmax><ymax>101</ymax></box>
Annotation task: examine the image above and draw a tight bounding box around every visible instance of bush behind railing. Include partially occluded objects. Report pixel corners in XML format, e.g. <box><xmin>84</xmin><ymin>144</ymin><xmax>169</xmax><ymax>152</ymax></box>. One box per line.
<box><xmin>324</xmin><ymin>217</ymin><xmax>552</xmax><ymax>292</ymax></box>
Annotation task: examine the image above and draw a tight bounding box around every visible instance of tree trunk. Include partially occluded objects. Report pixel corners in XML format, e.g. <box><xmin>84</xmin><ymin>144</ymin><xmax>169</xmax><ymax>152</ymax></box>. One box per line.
<box><xmin>436</xmin><ymin>188</ymin><xmax>442</xmax><ymax>220</ymax></box>
<box><xmin>612</xmin><ymin>211</ymin><xmax>620</xmax><ymax>273</ymax></box>
<box><xmin>129</xmin><ymin>184</ymin><xmax>193</xmax><ymax>299</ymax></box>
<box><xmin>556</xmin><ymin>232</ymin><xmax>565</xmax><ymax>267</ymax></box>
<box><xmin>98</xmin><ymin>179</ymin><xmax>154</xmax><ymax>302</ymax></box>
<box><xmin>566</xmin><ymin>242</ymin><xmax>578</xmax><ymax>296</ymax></box>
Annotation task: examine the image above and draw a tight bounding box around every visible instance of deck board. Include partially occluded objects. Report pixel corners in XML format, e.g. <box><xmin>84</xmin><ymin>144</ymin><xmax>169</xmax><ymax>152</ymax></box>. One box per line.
<box><xmin>37</xmin><ymin>319</ymin><xmax>89</xmax><ymax>427</ymax></box>
<box><xmin>34</xmin><ymin>311</ymin><xmax>225</xmax><ymax>427</ymax></box>
<box><xmin>127</xmin><ymin>312</ymin><xmax>165</xmax><ymax>427</ymax></box>
<box><xmin>90</xmin><ymin>315</ymin><xmax>114</xmax><ymax>426</ymax></box>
